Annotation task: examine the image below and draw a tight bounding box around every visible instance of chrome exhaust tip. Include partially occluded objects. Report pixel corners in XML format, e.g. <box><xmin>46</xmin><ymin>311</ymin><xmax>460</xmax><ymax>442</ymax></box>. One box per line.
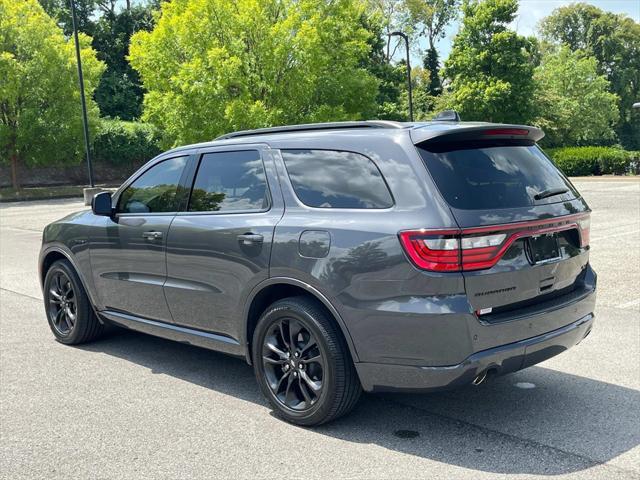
<box><xmin>472</xmin><ymin>370</ymin><xmax>487</xmax><ymax>386</ymax></box>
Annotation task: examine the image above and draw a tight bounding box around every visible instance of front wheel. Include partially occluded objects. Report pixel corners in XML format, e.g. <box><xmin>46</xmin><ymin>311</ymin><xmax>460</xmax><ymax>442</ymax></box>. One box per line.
<box><xmin>252</xmin><ymin>296</ymin><xmax>361</xmax><ymax>426</ymax></box>
<box><xmin>43</xmin><ymin>259</ymin><xmax>104</xmax><ymax>345</ymax></box>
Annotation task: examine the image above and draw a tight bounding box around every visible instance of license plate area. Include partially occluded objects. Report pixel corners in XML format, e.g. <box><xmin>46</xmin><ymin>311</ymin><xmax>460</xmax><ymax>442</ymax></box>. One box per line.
<box><xmin>528</xmin><ymin>233</ymin><xmax>561</xmax><ymax>264</ymax></box>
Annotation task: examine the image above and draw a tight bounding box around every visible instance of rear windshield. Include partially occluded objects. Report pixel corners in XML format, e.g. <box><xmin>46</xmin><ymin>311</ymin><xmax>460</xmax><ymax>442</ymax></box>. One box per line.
<box><xmin>417</xmin><ymin>141</ymin><xmax>577</xmax><ymax>210</ymax></box>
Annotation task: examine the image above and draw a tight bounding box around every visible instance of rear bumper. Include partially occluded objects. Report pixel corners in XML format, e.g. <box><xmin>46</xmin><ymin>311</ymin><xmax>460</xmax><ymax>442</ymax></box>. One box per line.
<box><xmin>356</xmin><ymin>310</ymin><xmax>594</xmax><ymax>393</ymax></box>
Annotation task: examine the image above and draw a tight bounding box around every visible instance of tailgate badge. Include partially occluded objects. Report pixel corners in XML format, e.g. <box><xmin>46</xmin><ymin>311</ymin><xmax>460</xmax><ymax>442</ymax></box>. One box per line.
<box><xmin>477</xmin><ymin>307</ymin><xmax>493</xmax><ymax>315</ymax></box>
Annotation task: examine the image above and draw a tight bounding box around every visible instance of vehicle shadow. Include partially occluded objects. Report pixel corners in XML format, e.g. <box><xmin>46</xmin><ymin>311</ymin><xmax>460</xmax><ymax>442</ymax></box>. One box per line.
<box><xmin>80</xmin><ymin>328</ymin><xmax>640</xmax><ymax>476</ymax></box>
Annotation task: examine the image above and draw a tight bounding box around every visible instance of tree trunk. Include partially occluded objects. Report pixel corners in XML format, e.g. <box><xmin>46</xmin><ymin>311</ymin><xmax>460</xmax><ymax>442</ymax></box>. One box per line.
<box><xmin>10</xmin><ymin>152</ymin><xmax>19</xmax><ymax>190</ymax></box>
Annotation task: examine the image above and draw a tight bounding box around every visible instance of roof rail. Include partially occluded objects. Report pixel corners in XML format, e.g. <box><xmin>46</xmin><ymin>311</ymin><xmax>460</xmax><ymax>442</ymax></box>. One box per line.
<box><xmin>215</xmin><ymin>120</ymin><xmax>405</xmax><ymax>140</ymax></box>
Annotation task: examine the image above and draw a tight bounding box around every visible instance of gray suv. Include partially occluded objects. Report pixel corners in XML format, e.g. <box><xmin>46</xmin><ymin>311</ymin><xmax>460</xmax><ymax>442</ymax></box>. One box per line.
<box><xmin>39</xmin><ymin>120</ymin><xmax>596</xmax><ymax>425</ymax></box>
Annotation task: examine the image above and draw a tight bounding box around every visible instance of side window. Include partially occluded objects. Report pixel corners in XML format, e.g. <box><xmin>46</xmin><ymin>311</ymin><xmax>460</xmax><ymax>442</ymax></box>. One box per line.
<box><xmin>117</xmin><ymin>156</ymin><xmax>188</xmax><ymax>214</ymax></box>
<box><xmin>281</xmin><ymin>149</ymin><xmax>393</xmax><ymax>209</ymax></box>
<box><xmin>188</xmin><ymin>150</ymin><xmax>269</xmax><ymax>212</ymax></box>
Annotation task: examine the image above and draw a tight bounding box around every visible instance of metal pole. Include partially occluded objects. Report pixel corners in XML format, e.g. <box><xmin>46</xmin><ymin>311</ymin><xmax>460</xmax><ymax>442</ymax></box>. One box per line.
<box><xmin>69</xmin><ymin>0</ymin><xmax>94</xmax><ymax>187</ymax></box>
<box><xmin>389</xmin><ymin>32</ymin><xmax>413</xmax><ymax>122</ymax></box>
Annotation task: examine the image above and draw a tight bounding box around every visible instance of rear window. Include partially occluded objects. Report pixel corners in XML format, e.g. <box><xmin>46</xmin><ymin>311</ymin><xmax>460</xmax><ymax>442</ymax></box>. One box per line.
<box><xmin>417</xmin><ymin>141</ymin><xmax>576</xmax><ymax>210</ymax></box>
<box><xmin>281</xmin><ymin>149</ymin><xmax>393</xmax><ymax>209</ymax></box>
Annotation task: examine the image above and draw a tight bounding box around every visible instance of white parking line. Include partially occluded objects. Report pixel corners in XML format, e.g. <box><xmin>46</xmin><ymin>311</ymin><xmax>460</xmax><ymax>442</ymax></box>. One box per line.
<box><xmin>591</xmin><ymin>228</ymin><xmax>640</xmax><ymax>242</ymax></box>
<box><xmin>616</xmin><ymin>298</ymin><xmax>640</xmax><ymax>310</ymax></box>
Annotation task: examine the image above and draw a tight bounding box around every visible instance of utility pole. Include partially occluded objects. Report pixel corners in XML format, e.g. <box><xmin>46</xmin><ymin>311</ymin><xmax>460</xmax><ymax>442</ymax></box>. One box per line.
<box><xmin>69</xmin><ymin>0</ymin><xmax>95</xmax><ymax>188</ymax></box>
<box><xmin>389</xmin><ymin>31</ymin><xmax>413</xmax><ymax>122</ymax></box>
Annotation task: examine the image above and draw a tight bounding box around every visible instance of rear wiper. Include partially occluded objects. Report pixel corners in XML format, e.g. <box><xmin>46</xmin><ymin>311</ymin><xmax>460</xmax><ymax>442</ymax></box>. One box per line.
<box><xmin>534</xmin><ymin>187</ymin><xmax>569</xmax><ymax>200</ymax></box>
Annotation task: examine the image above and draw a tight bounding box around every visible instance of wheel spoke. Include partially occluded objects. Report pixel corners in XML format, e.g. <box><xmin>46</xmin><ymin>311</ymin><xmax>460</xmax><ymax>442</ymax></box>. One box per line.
<box><xmin>63</xmin><ymin>312</ymin><xmax>73</xmax><ymax>331</ymax></box>
<box><xmin>302</xmin><ymin>354</ymin><xmax>321</xmax><ymax>364</ymax></box>
<box><xmin>300</xmin><ymin>370</ymin><xmax>322</xmax><ymax>392</ymax></box>
<box><xmin>266</xmin><ymin>342</ymin><xmax>287</xmax><ymax>360</ymax></box>
<box><xmin>274</xmin><ymin>370</ymin><xmax>290</xmax><ymax>393</ymax></box>
<box><xmin>262</xmin><ymin>355</ymin><xmax>285</xmax><ymax>365</ymax></box>
<box><xmin>298</xmin><ymin>376</ymin><xmax>312</xmax><ymax>405</ymax></box>
<box><xmin>277</xmin><ymin>321</ymin><xmax>289</xmax><ymax>350</ymax></box>
<box><xmin>288</xmin><ymin>320</ymin><xmax>302</xmax><ymax>350</ymax></box>
<box><xmin>53</xmin><ymin>307</ymin><xmax>64</xmax><ymax>327</ymax></box>
<box><xmin>283</xmin><ymin>373</ymin><xmax>296</xmax><ymax>406</ymax></box>
<box><xmin>49</xmin><ymin>289</ymin><xmax>62</xmax><ymax>300</ymax></box>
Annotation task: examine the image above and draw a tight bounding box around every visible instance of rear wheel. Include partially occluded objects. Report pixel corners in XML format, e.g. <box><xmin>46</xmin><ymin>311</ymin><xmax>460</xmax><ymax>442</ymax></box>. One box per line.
<box><xmin>252</xmin><ymin>296</ymin><xmax>361</xmax><ymax>426</ymax></box>
<box><xmin>44</xmin><ymin>259</ymin><xmax>103</xmax><ymax>345</ymax></box>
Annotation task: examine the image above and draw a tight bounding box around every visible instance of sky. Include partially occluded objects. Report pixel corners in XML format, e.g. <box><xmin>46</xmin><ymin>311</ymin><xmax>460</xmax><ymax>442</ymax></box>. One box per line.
<box><xmin>405</xmin><ymin>0</ymin><xmax>640</xmax><ymax>64</ymax></box>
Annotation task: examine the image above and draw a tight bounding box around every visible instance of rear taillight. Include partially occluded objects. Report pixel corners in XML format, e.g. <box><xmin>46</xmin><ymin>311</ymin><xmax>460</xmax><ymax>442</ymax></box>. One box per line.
<box><xmin>577</xmin><ymin>216</ymin><xmax>590</xmax><ymax>247</ymax></box>
<box><xmin>399</xmin><ymin>213</ymin><xmax>590</xmax><ymax>272</ymax></box>
<box><xmin>398</xmin><ymin>230</ymin><xmax>460</xmax><ymax>272</ymax></box>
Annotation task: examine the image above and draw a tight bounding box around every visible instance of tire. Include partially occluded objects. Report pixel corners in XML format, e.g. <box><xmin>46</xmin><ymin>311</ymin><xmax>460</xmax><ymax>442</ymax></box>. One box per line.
<box><xmin>43</xmin><ymin>259</ymin><xmax>104</xmax><ymax>345</ymax></box>
<box><xmin>252</xmin><ymin>296</ymin><xmax>361</xmax><ymax>426</ymax></box>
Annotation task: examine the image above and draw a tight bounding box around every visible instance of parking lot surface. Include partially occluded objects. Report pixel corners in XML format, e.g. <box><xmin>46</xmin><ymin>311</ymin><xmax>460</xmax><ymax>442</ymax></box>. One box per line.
<box><xmin>1</xmin><ymin>178</ymin><xmax>638</xmax><ymax>479</ymax></box>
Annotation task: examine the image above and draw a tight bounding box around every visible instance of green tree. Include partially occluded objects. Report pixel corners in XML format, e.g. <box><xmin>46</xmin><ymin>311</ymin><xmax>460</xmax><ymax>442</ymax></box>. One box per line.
<box><xmin>130</xmin><ymin>0</ymin><xmax>379</xmax><ymax>147</ymax></box>
<box><xmin>360</xmin><ymin>11</ymin><xmax>406</xmax><ymax>120</ymax></box>
<box><xmin>404</xmin><ymin>0</ymin><xmax>459</xmax><ymax>96</ymax></box>
<box><xmin>539</xmin><ymin>3</ymin><xmax>640</xmax><ymax>149</ymax></box>
<box><xmin>534</xmin><ymin>46</ymin><xmax>619</xmax><ymax>147</ymax></box>
<box><xmin>0</xmin><ymin>0</ymin><xmax>104</xmax><ymax>189</ymax></box>
<box><xmin>92</xmin><ymin>4</ymin><xmax>155</xmax><ymax>119</ymax></box>
<box><xmin>440</xmin><ymin>0</ymin><xmax>536</xmax><ymax>124</ymax></box>
<box><xmin>39</xmin><ymin>0</ymin><xmax>158</xmax><ymax>120</ymax></box>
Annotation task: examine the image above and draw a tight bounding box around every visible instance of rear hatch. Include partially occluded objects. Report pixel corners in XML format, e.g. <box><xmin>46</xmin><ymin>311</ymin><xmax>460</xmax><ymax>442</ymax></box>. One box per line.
<box><xmin>404</xmin><ymin>125</ymin><xmax>592</xmax><ymax>321</ymax></box>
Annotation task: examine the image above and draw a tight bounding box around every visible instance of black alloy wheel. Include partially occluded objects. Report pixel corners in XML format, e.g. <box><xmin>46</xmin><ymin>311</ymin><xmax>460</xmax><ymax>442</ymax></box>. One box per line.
<box><xmin>47</xmin><ymin>271</ymin><xmax>77</xmax><ymax>336</ymax></box>
<box><xmin>43</xmin><ymin>259</ymin><xmax>104</xmax><ymax>345</ymax></box>
<box><xmin>261</xmin><ymin>317</ymin><xmax>326</xmax><ymax>411</ymax></box>
<box><xmin>253</xmin><ymin>296</ymin><xmax>361</xmax><ymax>426</ymax></box>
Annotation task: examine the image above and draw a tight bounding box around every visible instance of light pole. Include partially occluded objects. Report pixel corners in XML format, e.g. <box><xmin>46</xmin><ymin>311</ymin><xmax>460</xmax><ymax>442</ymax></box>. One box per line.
<box><xmin>388</xmin><ymin>31</ymin><xmax>413</xmax><ymax>122</ymax></box>
<box><xmin>69</xmin><ymin>0</ymin><xmax>95</xmax><ymax>188</ymax></box>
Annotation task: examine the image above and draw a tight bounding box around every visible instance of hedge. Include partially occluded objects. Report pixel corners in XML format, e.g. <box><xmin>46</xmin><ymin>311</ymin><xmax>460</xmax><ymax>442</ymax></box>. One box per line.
<box><xmin>93</xmin><ymin>119</ymin><xmax>162</xmax><ymax>167</ymax></box>
<box><xmin>545</xmin><ymin>146</ymin><xmax>640</xmax><ymax>176</ymax></box>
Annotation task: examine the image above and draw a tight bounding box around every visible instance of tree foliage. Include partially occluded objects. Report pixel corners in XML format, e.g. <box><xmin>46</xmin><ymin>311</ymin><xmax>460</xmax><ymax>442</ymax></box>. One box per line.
<box><xmin>92</xmin><ymin>5</ymin><xmax>155</xmax><ymax>119</ymax></box>
<box><xmin>539</xmin><ymin>3</ymin><xmax>640</xmax><ymax>149</ymax></box>
<box><xmin>404</xmin><ymin>0</ymin><xmax>459</xmax><ymax>96</ymax></box>
<box><xmin>534</xmin><ymin>47</ymin><xmax>618</xmax><ymax>148</ymax></box>
<box><xmin>130</xmin><ymin>0</ymin><xmax>380</xmax><ymax>147</ymax></box>
<box><xmin>440</xmin><ymin>0</ymin><xmax>536</xmax><ymax>123</ymax></box>
<box><xmin>0</xmin><ymin>0</ymin><xmax>104</xmax><ymax>188</ymax></box>
<box><xmin>40</xmin><ymin>0</ymin><xmax>158</xmax><ymax>120</ymax></box>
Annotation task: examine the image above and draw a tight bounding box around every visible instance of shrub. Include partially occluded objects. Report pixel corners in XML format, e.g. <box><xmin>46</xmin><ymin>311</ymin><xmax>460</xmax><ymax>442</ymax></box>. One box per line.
<box><xmin>93</xmin><ymin>119</ymin><xmax>162</xmax><ymax>168</ymax></box>
<box><xmin>544</xmin><ymin>146</ymin><xmax>639</xmax><ymax>176</ymax></box>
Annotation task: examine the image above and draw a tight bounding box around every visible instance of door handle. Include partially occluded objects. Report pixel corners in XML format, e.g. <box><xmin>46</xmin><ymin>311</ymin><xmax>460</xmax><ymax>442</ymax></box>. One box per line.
<box><xmin>237</xmin><ymin>233</ymin><xmax>264</xmax><ymax>245</ymax></box>
<box><xmin>142</xmin><ymin>231</ymin><xmax>163</xmax><ymax>240</ymax></box>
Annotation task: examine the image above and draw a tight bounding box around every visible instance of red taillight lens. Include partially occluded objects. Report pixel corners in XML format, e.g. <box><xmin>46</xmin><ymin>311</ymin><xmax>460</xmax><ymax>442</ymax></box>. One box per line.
<box><xmin>399</xmin><ymin>213</ymin><xmax>590</xmax><ymax>272</ymax></box>
<box><xmin>577</xmin><ymin>216</ymin><xmax>590</xmax><ymax>247</ymax></box>
<box><xmin>398</xmin><ymin>230</ymin><xmax>460</xmax><ymax>271</ymax></box>
<box><xmin>460</xmin><ymin>233</ymin><xmax>508</xmax><ymax>270</ymax></box>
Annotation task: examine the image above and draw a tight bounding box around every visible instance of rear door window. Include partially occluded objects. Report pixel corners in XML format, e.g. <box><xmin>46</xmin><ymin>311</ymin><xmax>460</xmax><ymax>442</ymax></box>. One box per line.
<box><xmin>281</xmin><ymin>149</ymin><xmax>393</xmax><ymax>209</ymax></box>
<box><xmin>417</xmin><ymin>141</ymin><xmax>576</xmax><ymax>210</ymax></box>
<box><xmin>188</xmin><ymin>150</ymin><xmax>269</xmax><ymax>213</ymax></box>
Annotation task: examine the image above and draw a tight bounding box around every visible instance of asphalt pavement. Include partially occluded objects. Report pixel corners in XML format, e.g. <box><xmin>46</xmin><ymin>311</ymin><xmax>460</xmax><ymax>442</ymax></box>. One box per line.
<box><xmin>1</xmin><ymin>177</ymin><xmax>638</xmax><ymax>479</ymax></box>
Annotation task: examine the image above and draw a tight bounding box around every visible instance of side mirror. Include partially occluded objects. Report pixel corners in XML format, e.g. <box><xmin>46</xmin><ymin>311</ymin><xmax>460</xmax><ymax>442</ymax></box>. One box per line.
<box><xmin>92</xmin><ymin>191</ymin><xmax>113</xmax><ymax>216</ymax></box>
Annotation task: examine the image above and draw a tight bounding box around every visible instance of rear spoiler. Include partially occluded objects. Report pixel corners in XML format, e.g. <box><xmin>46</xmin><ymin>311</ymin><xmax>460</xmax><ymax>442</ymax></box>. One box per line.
<box><xmin>410</xmin><ymin>123</ymin><xmax>545</xmax><ymax>145</ymax></box>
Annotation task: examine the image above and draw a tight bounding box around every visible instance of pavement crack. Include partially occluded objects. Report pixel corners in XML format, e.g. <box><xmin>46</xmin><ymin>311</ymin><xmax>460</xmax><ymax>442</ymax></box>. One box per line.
<box><xmin>0</xmin><ymin>287</ymin><xmax>42</xmax><ymax>302</ymax></box>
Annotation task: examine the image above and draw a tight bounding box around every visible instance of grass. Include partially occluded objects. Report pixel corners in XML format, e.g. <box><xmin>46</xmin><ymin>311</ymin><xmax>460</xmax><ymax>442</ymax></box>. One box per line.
<box><xmin>0</xmin><ymin>185</ymin><xmax>86</xmax><ymax>202</ymax></box>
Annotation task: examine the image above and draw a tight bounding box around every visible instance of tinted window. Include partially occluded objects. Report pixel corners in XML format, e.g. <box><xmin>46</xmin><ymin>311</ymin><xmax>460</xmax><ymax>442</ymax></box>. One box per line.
<box><xmin>417</xmin><ymin>142</ymin><xmax>576</xmax><ymax>210</ymax></box>
<box><xmin>189</xmin><ymin>150</ymin><xmax>269</xmax><ymax>212</ymax></box>
<box><xmin>117</xmin><ymin>156</ymin><xmax>188</xmax><ymax>213</ymax></box>
<box><xmin>281</xmin><ymin>149</ymin><xmax>393</xmax><ymax>209</ymax></box>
